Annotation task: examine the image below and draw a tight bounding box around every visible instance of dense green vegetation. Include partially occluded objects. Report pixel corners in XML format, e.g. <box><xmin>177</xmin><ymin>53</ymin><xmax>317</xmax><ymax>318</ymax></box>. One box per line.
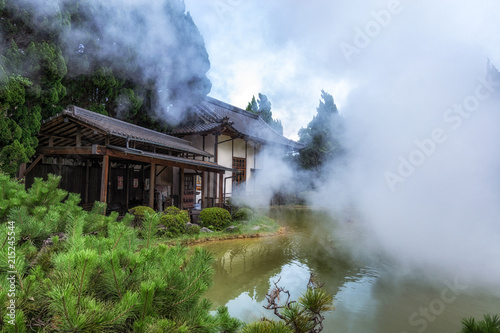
<box><xmin>0</xmin><ymin>0</ymin><xmax>211</xmax><ymax>175</ymax></box>
<box><xmin>0</xmin><ymin>174</ymin><xmax>335</xmax><ymax>332</ymax></box>
<box><xmin>0</xmin><ymin>173</ymin><xmax>243</xmax><ymax>332</ymax></box>
<box><xmin>242</xmin><ymin>276</ymin><xmax>334</xmax><ymax>333</ymax></box>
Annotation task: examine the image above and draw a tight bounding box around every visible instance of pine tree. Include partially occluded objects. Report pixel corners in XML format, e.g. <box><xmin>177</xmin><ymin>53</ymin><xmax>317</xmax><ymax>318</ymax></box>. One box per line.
<box><xmin>246</xmin><ymin>93</ymin><xmax>284</xmax><ymax>135</ymax></box>
<box><xmin>0</xmin><ymin>173</ymin><xmax>242</xmax><ymax>332</ymax></box>
<box><xmin>298</xmin><ymin>90</ymin><xmax>344</xmax><ymax>171</ymax></box>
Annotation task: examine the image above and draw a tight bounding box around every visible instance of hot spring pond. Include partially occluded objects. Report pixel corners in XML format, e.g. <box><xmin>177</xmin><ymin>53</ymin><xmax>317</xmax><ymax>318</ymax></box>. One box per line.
<box><xmin>198</xmin><ymin>207</ymin><xmax>500</xmax><ymax>333</ymax></box>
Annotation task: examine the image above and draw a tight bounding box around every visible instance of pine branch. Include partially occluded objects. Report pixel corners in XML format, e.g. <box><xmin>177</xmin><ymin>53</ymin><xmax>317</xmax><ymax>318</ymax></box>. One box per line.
<box><xmin>61</xmin><ymin>295</ymin><xmax>74</xmax><ymax>330</ymax></box>
<box><xmin>141</xmin><ymin>291</ymin><xmax>150</xmax><ymax>321</ymax></box>
<box><xmin>110</xmin><ymin>257</ymin><xmax>122</xmax><ymax>299</ymax></box>
<box><xmin>77</xmin><ymin>258</ymin><xmax>89</xmax><ymax>307</ymax></box>
<box><xmin>179</xmin><ymin>267</ymin><xmax>210</xmax><ymax>296</ymax></box>
<box><xmin>170</xmin><ymin>286</ymin><xmax>201</xmax><ymax>307</ymax></box>
<box><xmin>108</xmin><ymin>303</ymin><xmax>135</xmax><ymax>325</ymax></box>
<box><xmin>112</xmin><ymin>230</ymin><xmax>125</xmax><ymax>250</ymax></box>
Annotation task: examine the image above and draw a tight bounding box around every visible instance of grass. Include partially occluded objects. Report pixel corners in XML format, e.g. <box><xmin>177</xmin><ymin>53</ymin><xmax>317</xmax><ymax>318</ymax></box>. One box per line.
<box><xmin>157</xmin><ymin>214</ymin><xmax>283</xmax><ymax>246</ymax></box>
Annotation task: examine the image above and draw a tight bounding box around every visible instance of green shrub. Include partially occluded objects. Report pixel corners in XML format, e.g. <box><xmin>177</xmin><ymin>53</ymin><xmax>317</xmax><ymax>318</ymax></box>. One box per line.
<box><xmin>165</xmin><ymin>205</ymin><xmax>181</xmax><ymax>215</ymax></box>
<box><xmin>160</xmin><ymin>209</ymin><xmax>189</xmax><ymax>237</ymax></box>
<box><xmin>199</xmin><ymin>207</ymin><xmax>231</xmax><ymax>231</ymax></box>
<box><xmin>129</xmin><ymin>205</ymin><xmax>155</xmax><ymax>227</ymax></box>
<box><xmin>233</xmin><ymin>207</ymin><xmax>254</xmax><ymax>221</ymax></box>
<box><xmin>187</xmin><ymin>224</ymin><xmax>201</xmax><ymax>235</ymax></box>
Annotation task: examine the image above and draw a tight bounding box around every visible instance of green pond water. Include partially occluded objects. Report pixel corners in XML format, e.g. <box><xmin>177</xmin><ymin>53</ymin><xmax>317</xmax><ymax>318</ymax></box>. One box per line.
<box><xmin>199</xmin><ymin>208</ymin><xmax>500</xmax><ymax>333</ymax></box>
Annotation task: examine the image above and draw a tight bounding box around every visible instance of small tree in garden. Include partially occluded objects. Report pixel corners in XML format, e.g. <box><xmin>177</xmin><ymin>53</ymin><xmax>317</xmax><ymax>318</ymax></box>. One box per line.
<box><xmin>243</xmin><ymin>275</ymin><xmax>334</xmax><ymax>333</ymax></box>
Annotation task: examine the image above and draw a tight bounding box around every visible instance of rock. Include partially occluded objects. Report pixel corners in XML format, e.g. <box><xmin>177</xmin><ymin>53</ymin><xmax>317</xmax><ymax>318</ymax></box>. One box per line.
<box><xmin>225</xmin><ymin>226</ymin><xmax>239</xmax><ymax>233</ymax></box>
<box><xmin>200</xmin><ymin>227</ymin><xmax>213</xmax><ymax>233</ymax></box>
<box><xmin>251</xmin><ymin>226</ymin><xmax>261</xmax><ymax>231</ymax></box>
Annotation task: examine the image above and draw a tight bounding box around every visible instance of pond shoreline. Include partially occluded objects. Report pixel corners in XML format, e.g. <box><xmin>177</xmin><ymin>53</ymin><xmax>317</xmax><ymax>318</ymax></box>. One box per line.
<box><xmin>164</xmin><ymin>226</ymin><xmax>287</xmax><ymax>246</ymax></box>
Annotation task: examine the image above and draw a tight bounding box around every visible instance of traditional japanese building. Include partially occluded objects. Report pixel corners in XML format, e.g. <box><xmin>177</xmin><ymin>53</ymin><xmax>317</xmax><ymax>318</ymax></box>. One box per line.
<box><xmin>20</xmin><ymin>105</ymin><xmax>234</xmax><ymax>213</ymax></box>
<box><xmin>20</xmin><ymin>97</ymin><xmax>303</xmax><ymax>213</ymax></box>
<box><xmin>168</xmin><ymin>97</ymin><xmax>304</xmax><ymax>206</ymax></box>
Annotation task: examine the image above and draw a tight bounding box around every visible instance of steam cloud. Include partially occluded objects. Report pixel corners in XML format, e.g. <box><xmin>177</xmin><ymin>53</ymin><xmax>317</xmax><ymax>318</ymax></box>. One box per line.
<box><xmin>188</xmin><ymin>0</ymin><xmax>500</xmax><ymax>287</ymax></box>
<box><xmin>308</xmin><ymin>0</ymin><xmax>500</xmax><ymax>286</ymax></box>
<box><xmin>11</xmin><ymin>0</ymin><xmax>211</xmax><ymax>122</ymax></box>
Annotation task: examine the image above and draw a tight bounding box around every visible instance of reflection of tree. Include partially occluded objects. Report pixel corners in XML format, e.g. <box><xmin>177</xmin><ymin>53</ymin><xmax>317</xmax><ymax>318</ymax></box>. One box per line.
<box><xmin>202</xmin><ymin>208</ymin><xmax>370</xmax><ymax>311</ymax></box>
<box><xmin>204</xmin><ymin>237</ymin><xmax>292</xmax><ymax>307</ymax></box>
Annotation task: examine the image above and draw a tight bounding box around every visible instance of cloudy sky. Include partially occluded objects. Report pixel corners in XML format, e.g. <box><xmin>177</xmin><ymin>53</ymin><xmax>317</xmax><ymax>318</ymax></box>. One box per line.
<box><xmin>184</xmin><ymin>0</ymin><xmax>500</xmax><ymax>141</ymax></box>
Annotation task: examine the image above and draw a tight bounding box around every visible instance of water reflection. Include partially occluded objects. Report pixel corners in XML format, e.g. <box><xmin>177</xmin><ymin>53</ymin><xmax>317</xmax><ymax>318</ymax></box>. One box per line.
<box><xmin>200</xmin><ymin>208</ymin><xmax>500</xmax><ymax>333</ymax></box>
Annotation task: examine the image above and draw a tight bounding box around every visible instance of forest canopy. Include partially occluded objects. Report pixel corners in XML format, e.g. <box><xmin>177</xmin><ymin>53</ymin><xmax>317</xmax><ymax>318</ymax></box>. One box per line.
<box><xmin>0</xmin><ymin>0</ymin><xmax>212</xmax><ymax>175</ymax></box>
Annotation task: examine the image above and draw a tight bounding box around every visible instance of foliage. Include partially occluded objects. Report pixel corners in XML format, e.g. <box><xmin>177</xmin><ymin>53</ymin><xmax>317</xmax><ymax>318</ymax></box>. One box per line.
<box><xmin>0</xmin><ymin>172</ymin><xmax>241</xmax><ymax>332</ymax></box>
<box><xmin>232</xmin><ymin>207</ymin><xmax>254</xmax><ymax>221</ymax></box>
<box><xmin>129</xmin><ymin>205</ymin><xmax>155</xmax><ymax>227</ymax></box>
<box><xmin>243</xmin><ymin>320</ymin><xmax>293</xmax><ymax>333</ymax></box>
<box><xmin>297</xmin><ymin>90</ymin><xmax>344</xmax><ymax>172</ymax></box>
<box><xmin>199</xmin><ymin>207</ymin><xmax>231</xmax><ymax>231</ymax></box>
<box><xmin>160</xmin><ymin>207</ymin><xmax>190</xmax><ymax>237</ymax></box>
<box><xmin>245</xmin><ymin>275</ymin><xmax>334</xmax><ymax>333</ymax></box>
<box><xmin>246</xmin><ymin>93</ymin><xmax>284</xmax><ymax>135</ymax></box>
<box><xmin>0</xmin><ymin>0</ymin><xmax>212</xmax><ymax>174</ymax></box>
<box><xmin>461</xmin><ymin>314</ymin><xmax>500</xmax><ymax>333</ymax></box>
<box><xmin>187</xmin><ymin>224</ymin><xmax>201</xmax><ymax>235</ymax></box>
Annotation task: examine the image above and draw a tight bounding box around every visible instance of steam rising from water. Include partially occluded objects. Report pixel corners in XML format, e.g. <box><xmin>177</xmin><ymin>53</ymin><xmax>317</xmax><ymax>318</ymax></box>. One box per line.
<box><xmin>222</xmin><ymin>0</ymin><xmax>500</xmax><ymax>287</ymax></box>
<box><xmin>308</xmin><ymin>1</ymin><xmax>500</xmax><ymax>286</ymax></box>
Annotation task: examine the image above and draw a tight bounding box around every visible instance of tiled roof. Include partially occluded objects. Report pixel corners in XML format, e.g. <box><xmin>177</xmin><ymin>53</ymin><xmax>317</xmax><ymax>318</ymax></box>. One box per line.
<box><xmin>170</xmin><ymin>97</ymin><xmax>304</xmax><ymax>149</ymax></box>
<box><xmin>59</xmin><ymin>106</ymin><xmax>212</xmax><ymax>157</ymax></box>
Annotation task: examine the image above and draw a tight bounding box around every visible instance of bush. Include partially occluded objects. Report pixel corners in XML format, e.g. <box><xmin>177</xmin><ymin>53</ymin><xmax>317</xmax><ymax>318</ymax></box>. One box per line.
<box><xmin>160</xmin><ymin>208</ymin><xmax>189</xmax><ymax>237</ymax></box>
<box><xmin>187</xmin><ymin>224</ymin><xmax>201</xmax><ymax>235</ymax></box>
<box><xmin>129</xmin><ymin>205</ymin><xmax>155</xmax><ymax>227</ymax></box>
<box><xmin>233</xmin><ymin>207</ymin><xmax>254</xmax><ymax>221</ymax></box>
<box><xmin>199</xmin><ymin>207</ymin><xmax>231</xmax><ymax>231</ymax></box>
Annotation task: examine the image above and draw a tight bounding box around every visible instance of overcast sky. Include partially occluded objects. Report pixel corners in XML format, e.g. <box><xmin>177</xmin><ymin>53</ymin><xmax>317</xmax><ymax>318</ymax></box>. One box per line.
<box><xmin>184</xmin><ymin>0</ymin><xmax>500</xmax><ymax>141</ymax></box>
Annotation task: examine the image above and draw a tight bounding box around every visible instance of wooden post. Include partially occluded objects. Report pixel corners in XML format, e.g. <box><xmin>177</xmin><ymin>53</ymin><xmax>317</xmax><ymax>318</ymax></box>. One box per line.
<box><xmin>201</xmin><ymin>171</ymin><xmax>206</xmax><ymax>208</ymax></box>
<box><xmin>213</xmin><ymin>134</ymin><xmax>218</xmax><ymax>203</ymax></box>
<box><xmin>84</xmin><ymin>159</ymin><xmax>90</xmax><ymax>203</ymax></box>
<box><xmin>100</xmin><ymin>155</ymin><xmax>109</xmax><ymax>203</ymax></box>
<box><xmin>149</xmin><ymin>163</ymin><xmax>155</xmax><ymax>209</ymax></box>
<box><xmin>219</xmin><ymin>172</ymin><xmax>224</xmax><ymax>208</ymax></box>
<box><xmin>17</xmin><ymin>163</ymin><xmax>26</xmax><ymax>181</ymax></box>
<box><xmin>125</xmin><ymin>162</ymin><xmax>130</xmax><ymax>212</ymax></box>
<box><xmin>180</xmin><ymin>168</ymin><xmax>185</xmax><ymax>210</ymax></box>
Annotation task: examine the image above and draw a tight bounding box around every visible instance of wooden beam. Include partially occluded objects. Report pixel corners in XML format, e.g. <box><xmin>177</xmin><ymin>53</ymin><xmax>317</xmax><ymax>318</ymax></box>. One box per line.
<box><xmin>100</xmin><ymin>154</ymin><xmax>109</xmax><ymax>203</ymax></box>
<box><xmin>37</xmin><ymin>146</ymin><xmax>102</xmax><ymax>156</ymax></box>
<box><xmin>23</xmin><ymin>154</ymin><xmax>44</xmax><ymax>177</ymax></box>
<box><xmin>149</xmin><ymin>163</ymin><xmax>155</xmax><ymax>209</ymax></box>
<box><xmin>105</xmin><ymin>149</ymin><xmax>223</xmax><ymax>173</ymax></box>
